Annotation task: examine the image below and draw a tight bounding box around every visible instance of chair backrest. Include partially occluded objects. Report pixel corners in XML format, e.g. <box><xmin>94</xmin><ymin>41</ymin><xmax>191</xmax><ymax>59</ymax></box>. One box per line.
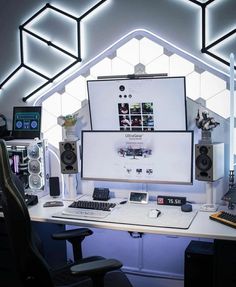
<box><xmin>0</xmin><ymin>139</ymin><xmax>54</xmax><ymax>287</ymax></box>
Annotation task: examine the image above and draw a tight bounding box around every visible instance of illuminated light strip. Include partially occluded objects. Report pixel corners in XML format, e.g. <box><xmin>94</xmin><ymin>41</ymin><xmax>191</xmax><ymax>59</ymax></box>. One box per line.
<box><xmin>34</xmin><ymin>28</ymin><xmax>230</xmax><ymax>106</ymax></box>
<box><xmin>188</xmin><ymin>0</ymin><xmax>236</xmax><ymax>69</ymax></box>
<box><xmin>0</xmin><ymin>0</ymin><xmax>108</xmax><ymax>102</ymax></box>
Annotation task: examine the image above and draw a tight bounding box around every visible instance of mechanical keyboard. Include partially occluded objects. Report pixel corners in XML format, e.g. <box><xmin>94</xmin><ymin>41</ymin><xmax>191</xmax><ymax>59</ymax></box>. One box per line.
<box><xmin>55</xmin><ymin>200</ymin><xmax>118</xmax><ymax>219</ymax></box>
<box><xmin>209</xmin><ymin>210</ymin><xmax>236</xmax><ymax>229</ymax></box>
<box><xmin>68</xmin><ymin>200</ymin><xmax>116</xmax><ymax>211</ymax></box>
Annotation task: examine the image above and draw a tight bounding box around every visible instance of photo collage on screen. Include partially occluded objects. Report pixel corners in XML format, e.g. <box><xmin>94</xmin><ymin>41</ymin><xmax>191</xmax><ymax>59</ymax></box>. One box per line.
<box><xmin>118</xmin><ymin>102</ymin><xmax>154</xmax><ymax>131</ymax></box>
<box><xmin>117</xmin><ymin>146</ymin><xmax>154</xmax><ymax>177</ymax></box>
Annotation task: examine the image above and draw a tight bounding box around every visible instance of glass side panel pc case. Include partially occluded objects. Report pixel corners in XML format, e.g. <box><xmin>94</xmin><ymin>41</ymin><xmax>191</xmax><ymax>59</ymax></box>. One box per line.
<box><xmin>87</xmin><ymin>77</ymin><xmax>187</xmax><ymax>131</ymax></box>
<box><xmin>12</xmin><ymin>106</ymin><xmax>42</xmax><ymax>139</ymax></box>
<box><xmin>81</xmin><ymin>131</ymin><xmax>193</xmax><ymax>185</ymax></box>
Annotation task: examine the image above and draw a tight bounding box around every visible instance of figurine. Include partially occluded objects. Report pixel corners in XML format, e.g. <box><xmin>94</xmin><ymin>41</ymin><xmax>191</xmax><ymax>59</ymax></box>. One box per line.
<box><xmin>195</xmin><ymin>110</ymin><xmax>220</xmax><ymax>131</ymax></box>
<box><xmin>57</xmin><ymin>114</ymin><xmax>78</xmax><ymax>140</ymax></box>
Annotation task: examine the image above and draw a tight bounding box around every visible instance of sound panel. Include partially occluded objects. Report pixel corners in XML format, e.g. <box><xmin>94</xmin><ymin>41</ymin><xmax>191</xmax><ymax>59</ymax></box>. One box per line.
<box><xmin>59</xmin><ymin>141</ymin><xmax>79</xmax><ymax>174</ymax></box>
<box><xmin>195</xmin><ymin>143</ymin><xmax>224</xmax><ymax>182</ymax></box>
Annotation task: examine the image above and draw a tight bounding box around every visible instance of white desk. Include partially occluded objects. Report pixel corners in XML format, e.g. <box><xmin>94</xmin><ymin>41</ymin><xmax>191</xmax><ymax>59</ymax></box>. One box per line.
<box><xmin>28</xmin><ymin>195</ymin><xmax>236</xmax><ymax>241</ymax></box>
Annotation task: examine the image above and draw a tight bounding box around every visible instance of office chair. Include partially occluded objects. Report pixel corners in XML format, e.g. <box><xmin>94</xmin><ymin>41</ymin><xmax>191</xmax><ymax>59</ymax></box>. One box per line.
<box><xmin>0</xmin><ymin>139</ymin><xmax>132</xmax><ymax>287</ymax></box>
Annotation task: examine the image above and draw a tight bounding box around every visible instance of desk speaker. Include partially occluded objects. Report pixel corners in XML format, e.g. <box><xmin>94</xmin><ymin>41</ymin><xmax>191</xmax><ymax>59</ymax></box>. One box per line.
<box><xmin>195</xmin><ymin>143</ymin><xmax>224</xmax><ymax>182</ymax></box>
<box><xmin>59</xmin><ymin>141</ymin><xmax>79</xmax><ymax>174</ymax></box>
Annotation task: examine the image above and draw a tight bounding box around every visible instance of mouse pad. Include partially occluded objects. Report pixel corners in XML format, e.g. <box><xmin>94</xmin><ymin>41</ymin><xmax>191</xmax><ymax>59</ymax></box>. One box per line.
<box><xmin>53</xmin><ymin>203</ymin><xmax>198</xmax><ymax>229</ymax></box>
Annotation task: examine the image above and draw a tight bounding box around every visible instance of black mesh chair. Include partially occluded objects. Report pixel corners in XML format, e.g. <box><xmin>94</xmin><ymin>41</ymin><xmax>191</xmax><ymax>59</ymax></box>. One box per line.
<box><xmin>0</xmin><ymin>139</ymin><xmax>132</xmax><ymax>287</ymax></box>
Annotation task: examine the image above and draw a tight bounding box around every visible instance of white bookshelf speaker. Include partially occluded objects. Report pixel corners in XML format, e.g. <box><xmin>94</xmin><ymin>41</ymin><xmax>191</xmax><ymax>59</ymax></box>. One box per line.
<box><xmin>59</xmin><ymin>141</ymin><xmax>80</xmax><ymax>174</ymax></box>
<box><xmin>195</xmin><ymin>143</ymin><xmax>224</xmax><ymax>182</ymax></box>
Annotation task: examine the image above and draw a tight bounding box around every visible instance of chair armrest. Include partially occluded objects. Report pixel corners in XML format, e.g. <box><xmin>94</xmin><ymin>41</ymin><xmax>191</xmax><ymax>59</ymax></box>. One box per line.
<box><xmin>51</xmin><ymin>228</ymin><xmax>93</xmax><ymax>261</ymax></box>
<box><xmin>51</xmin><ymin>228</ymin><xmax>93</xmax><ymax>241</ymax></box>
<box><xmin>70</xmin><ymin>258</ymin><xmax>123</xmax><ymax>276</ymax></box>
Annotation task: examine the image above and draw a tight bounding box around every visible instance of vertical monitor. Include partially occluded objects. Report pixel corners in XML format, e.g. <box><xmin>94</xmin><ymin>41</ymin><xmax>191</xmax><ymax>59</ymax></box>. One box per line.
<box><xmin>12</xmin><ymin>106</ymin><xmax>42</xmax><ymax>139</ymax></box>
<box><xmin>82</xmin><ymin>130</ymin><xmax>193</xmax><ymax>185</ymax></box>
<box><xmin>87</xmin><ymin>77</ymin><xmax>187</xmax><ymax>131</ymax></box>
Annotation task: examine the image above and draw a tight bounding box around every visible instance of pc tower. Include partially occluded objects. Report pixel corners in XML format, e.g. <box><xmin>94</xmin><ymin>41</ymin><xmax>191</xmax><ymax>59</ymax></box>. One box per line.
<box><xmin>184</xmin><ymin>240</ymin><xmax>214</xmax><ymax>287</ymax></box>
<box><xmin>195</xmin><ymin>143</ymin><xmax>224</xmax><ymax>182</ymax></box>
<box><xmin>6</xmin><ymin>139</ymin><xmax>49</xmax><ymax>197</ymax></box>
<box><xmin>59</xmin><ymin>140</ymin><xmax>80</xmax><ymax>174</ymax></box>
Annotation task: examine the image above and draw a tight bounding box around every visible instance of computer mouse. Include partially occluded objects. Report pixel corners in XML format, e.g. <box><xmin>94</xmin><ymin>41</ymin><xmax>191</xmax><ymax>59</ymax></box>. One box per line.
<box><xmin>119</xmin><ymin>200</ymin><xmax>127</xmax><ymax>205</ymax></box>
<box><xmin>148</xmin><ymin>209</ymin><xmax>161</xmax><ymax>218</ymax></box>
<box><xmin>181</xmin><ymin>203</ymin><xmax>192</xmax><ymax>212</ymax></box>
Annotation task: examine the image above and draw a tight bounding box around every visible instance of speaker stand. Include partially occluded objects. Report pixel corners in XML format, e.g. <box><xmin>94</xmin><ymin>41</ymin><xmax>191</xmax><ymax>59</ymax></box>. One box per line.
<box><xmin>199</xmin><ymin>182</ymin><xmax>219</xmax><ymax>212</ymax></box>
<box><xmin>62</xmin><ymin>174</ymin><xmax>79</xmax><ymax>201</ymax></box>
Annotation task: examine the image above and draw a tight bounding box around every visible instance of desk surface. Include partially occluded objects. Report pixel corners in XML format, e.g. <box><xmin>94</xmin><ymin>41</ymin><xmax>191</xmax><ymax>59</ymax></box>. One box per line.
<box><xmin>27</xmin><ymin>195</ymin><xmax>236</xmax><ymax>241</ymax></box>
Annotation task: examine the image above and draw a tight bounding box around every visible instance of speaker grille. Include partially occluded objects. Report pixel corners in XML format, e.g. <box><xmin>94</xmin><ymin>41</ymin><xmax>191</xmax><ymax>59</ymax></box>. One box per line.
<box><xmin>59</xmin><ymin>141</ymin><xmax>79</xmax><ymax>174</ymax></box>
<box><xmin>195</xmin><ymin>154</ymin><xmax>212</xmax><ymax>172</ymax></box>
<box><xmin>195</xmin><ymin>143</ymin><xmax>224</xmax><ymax>182</ymax></box>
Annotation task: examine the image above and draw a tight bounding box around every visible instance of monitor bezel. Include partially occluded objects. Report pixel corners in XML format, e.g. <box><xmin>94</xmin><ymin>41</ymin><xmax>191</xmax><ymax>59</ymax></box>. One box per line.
<box><xmin>81</xmin><ymin>130</ymin><xmax>193</xmax><ymax>185</ymax></box>
<box><xmin>87</xmin><ymin>76</ymin><xmax>188</xmax><ymax>131</ymax></box>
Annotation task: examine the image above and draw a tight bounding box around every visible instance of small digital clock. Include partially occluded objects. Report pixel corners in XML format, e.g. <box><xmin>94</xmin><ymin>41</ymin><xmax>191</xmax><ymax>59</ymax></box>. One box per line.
<box><xmin>157</xmin><ymin>195</ymin><xmax>186</xmax><ymax>206</ymax></box>
<box><xmin>129</xmin><ymin>191</ymin><xmax>149</xmax><ymax>204</ymax></box>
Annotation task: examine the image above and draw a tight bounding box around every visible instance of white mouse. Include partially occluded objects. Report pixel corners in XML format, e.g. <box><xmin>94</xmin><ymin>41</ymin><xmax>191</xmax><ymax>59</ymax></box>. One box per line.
<box><xmin>148</xmin><ymin>209</ymin><xmax>161</xmax><ymax>218</ymax></box>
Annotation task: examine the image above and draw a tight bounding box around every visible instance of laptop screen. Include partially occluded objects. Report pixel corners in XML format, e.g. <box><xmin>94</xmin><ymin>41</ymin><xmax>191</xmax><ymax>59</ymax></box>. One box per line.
<box><xmin>12</xmin><ymin>106</ymin><xmax>42</xmax><ymax>139</ymax></box>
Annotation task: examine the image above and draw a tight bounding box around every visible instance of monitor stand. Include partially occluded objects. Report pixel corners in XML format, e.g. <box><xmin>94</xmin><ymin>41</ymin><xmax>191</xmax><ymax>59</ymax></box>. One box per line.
<box><xmin>199</xmin><ymin>182</ymin><xmax>219</xmax><ymax>212</ymax></box>
<box><xmin>62</xmin><ymin>174</ymin><xmax>79</xmax><ymax>201</ymax></box>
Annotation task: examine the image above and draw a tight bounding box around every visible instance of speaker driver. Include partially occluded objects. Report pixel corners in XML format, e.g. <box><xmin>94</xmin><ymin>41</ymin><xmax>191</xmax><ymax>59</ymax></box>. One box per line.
<box><xmin>195</xmin><ymin>154</ymin><xmax>212</xmax><ymax>172</ymax></box>
<box><xmin>199</xmin><ymin>145</ymin><xmax>209</xmax><ymax>154</ymax></box>
<box><xmin>61</xmin><ymin>150</ymin><xmax>77</xmax><ymax>166</ymax></box>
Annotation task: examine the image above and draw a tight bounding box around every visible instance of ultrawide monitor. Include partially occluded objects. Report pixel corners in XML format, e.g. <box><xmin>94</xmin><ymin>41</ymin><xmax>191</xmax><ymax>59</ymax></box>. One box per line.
<box><xmin>81</xmin><ymin>130</ymin><xmax>193</xmax><ymax>185</ymax></box>
<box><xmin>87</xmin><ymin>77</ymin><xmax>187</xmax><ymax>131</ymax></box>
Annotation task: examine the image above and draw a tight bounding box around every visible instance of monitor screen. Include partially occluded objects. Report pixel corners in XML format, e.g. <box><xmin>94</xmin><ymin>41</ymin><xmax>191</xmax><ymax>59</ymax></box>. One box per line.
<box><xmin>87</xmin><ymin>77</ymin><xmax>187</xmax><ymax>131</ymax></box>
<box><xmin>12</xmin><ymin>106</ymin><xmax>42</xmax><ymax>139</ymax></box>
<box><xmin>81</xmin><ymin>130</ymin><xmax>193</xmax><ymax>185</ymax></box>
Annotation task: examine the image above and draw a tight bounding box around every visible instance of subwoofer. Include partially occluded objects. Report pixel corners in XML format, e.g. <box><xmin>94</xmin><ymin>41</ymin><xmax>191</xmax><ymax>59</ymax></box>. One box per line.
<box><xmin>59</xmin><ymin>141</ymin><xmax>79</xmax><ymax>174</ymax></box>
<box><xmin>195</xmin><ymin>143</ymin><xmax>224</xmax><ymax>182</ymax></box>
